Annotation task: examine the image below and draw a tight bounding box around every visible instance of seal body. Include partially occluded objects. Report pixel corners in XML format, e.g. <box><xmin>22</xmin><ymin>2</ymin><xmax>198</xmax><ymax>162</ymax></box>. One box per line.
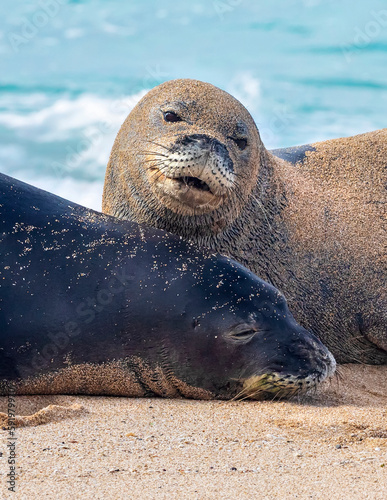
<box><xmin>103</xmin><ymin>79</ymin><xmax>387</xmax><ymax>364</ymax></box>
<box><xmin>0</xmin><ymin>173</ymin><xmax>335</xmax><ymax>399</ymax></box>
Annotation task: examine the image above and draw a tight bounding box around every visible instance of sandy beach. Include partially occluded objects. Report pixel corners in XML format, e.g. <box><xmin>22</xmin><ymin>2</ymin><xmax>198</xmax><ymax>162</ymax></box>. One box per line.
<box><xmin>1</xmin><ymin>364</ymin><xmax>386</xmax><ymax>499</ymax></box>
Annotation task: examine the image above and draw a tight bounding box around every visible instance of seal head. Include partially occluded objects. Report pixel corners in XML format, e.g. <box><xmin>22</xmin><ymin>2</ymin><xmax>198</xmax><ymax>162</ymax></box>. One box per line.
<box><xmin>166</xmin><ymin>255</ymin><xmax>336</xmax><ymax>400</ymax></box>
<box><xmin>103</xmin><ymin>79</ymin><xmax>263</xmax><ymax>232</ymax></box>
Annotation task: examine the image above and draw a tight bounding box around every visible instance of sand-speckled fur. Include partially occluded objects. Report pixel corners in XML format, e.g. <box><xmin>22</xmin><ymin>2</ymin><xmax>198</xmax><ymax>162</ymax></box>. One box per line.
<box><xmin>103</xmin><ymin>79</ymin><xmax>386</xmax><ymax>364</ymax></box>
<box><xmin>1</xmin><ymin>172</ymin><xmax>336</xmax><ymax>399</ymax></box>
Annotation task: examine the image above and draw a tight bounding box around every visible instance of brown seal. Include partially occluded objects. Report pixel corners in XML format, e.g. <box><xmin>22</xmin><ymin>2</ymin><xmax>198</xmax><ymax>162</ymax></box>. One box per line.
<box><xmin>102</xmin><ymin>79</ymin><xmax>387</xmax><ymax>364</ymax></box>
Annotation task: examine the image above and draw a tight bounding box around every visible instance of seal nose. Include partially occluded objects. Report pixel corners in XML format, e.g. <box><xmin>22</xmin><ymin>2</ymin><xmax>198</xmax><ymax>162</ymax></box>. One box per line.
<box><xmin>270</xmin><ymin>326</ymin><xmax>336</xmax><ymax>383</ymax></box>
<box><xmin>178</xmin><ymin>134</ymin><xmax>234</xmax><ymax>173</ymax></box>
<box><xmin>298</xmin><ymin>330</ymin><xmax>337</xmax><ymax>379</ymax></box>
<box><xmin>211</xmin><ymin>140</ymin><xmax>234</xmax><ymax>172</ymax></box>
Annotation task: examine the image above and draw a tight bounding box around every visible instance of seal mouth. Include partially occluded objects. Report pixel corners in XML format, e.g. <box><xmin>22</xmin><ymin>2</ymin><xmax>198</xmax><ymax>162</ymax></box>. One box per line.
<box><xmin>174</xmin><ymin>176</ymin><xmax>213</xmax><ymax>194</ymax></box>
<box><xmin>148</xmin><ymin>166</ymin><xmax>224</xmax><ymax>214</ymax></box>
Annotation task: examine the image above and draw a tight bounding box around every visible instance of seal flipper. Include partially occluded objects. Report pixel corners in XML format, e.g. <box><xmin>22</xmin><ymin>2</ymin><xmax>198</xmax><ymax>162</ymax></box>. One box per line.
<box><xmin>270</xmin><ymin>144</ymin><xmax>316</xmax><ymax>165</ymax></box>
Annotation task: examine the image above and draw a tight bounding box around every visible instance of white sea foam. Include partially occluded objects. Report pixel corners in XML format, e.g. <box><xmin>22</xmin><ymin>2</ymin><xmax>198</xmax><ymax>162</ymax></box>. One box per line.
<box><xmin>0</xmin><ymin>91</ymin><xmax>147</xmax><ymax>142</ymax></box>
<box><xmin>0</xmin><ymin>90</ymin><xmax>147</xmax><ymax>208</ymax></box>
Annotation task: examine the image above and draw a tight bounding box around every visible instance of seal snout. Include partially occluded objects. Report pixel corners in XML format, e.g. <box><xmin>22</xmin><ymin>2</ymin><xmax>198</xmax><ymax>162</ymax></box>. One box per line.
<box><xmin>168</xmin><ymin>134</ymin><xmax>235</xmax><ymax>196</ymax></box>
<box><xmin>297</xmin><ymin>330</ymin><xmax>337</xmax><ymax>380</ymax></box>
<box><xmin>283</xmin><ymin>328</ymin><xmax>337</xmax><ymax>385</ymax></box>
<box><xmin>146</xmin><ymin>133</ymin><xmax>236</xmax><ymax>215</ymax></box>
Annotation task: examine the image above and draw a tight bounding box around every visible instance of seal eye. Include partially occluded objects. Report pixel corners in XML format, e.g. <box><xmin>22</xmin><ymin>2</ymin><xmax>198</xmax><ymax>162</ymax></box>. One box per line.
<box><xmin>233</xmin><ymin>138</ymin><xmax>248</xmax><ymax>150</ymax></box>
<box><xmin>228</xmin><ymin>327</ymin><xmax>257</xmax><ymax>343</ymax></box>
<box><xmin>164</xmin><ymin>111</ymin><xmax>182</xmax><ymax>123</ymax></box>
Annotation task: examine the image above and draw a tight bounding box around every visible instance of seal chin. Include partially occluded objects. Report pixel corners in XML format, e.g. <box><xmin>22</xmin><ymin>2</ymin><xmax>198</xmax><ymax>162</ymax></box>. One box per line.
<box><xmin>151</xmin><ymin>169</ymin><xmax>225</xmax><ymax>215</ymax></box>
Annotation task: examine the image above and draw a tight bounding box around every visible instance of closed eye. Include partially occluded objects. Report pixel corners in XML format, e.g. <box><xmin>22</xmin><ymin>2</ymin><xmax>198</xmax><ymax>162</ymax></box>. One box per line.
<box><xmin>227</xmin><ymin>326</ymin><xmax>257</xmax><ymax>343</ymax></box>
<box><xmin>229</xmin><ymin>137</ymin><xmax>248</xmax><ymax>150</ymax></box>
<box><xmin>163</xmin><ymin>111</ymin><xmax>182</xmax><ymax>123</ymax></box>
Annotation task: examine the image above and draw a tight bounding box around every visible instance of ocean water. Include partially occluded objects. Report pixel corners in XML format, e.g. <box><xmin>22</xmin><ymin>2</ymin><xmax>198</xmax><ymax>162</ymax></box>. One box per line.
<box><xmin>1</xmin><ymin>0</ymin><xmax>386</xmax><ymax>210</ymax></box>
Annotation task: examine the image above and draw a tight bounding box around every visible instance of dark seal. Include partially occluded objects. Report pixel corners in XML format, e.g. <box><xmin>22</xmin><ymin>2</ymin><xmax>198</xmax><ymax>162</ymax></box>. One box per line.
<box><xmin>103</xmin><ymin>78</ymin><xmax>387</xmax><ymax>364</ymax></box>
<box><xmin>0</xmin><ymin>173</ymin><xmax>335</xmax><ymax>399</ymax></box>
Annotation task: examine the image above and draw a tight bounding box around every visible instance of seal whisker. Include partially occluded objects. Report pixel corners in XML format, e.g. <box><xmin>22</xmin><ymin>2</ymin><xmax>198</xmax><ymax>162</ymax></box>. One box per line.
<box><xmin>144</xmin><ymin>160</ymin><xmax>167</xmax><ymax>169</ymax></box>
<box><xmin>237</xmin><ymin>387</ymin><xmax>261</xmax><ymax>402</ymax></box>
<box><xmin>146</xmin><ymin>139</ymin><xmax>173</xmax><ymax>153</ymax></box>
<box><xmin>231</xmin><ymin>371</ymin><xmax>274</xmax><ymax>401</ymax></box>
<box><xmin>146</xmin><ymin>166</ymin><xmax>171</xmax><ymax>184</ymax></box>
<box><xmin>146</xmin><ymin>162</ymin><xmax>169</xmax><ymax>172</ymax></box>
<box><xmin>149</xmin><ymin>169</ymin><xmax>171</xmax><ymax>186</ymax></box>
<box><xmin>142</xmin><ymin>158</ymin><xmax>166</xmax><ymax>164</ymax></box>
<box><xmin>143</xmin><ymin>161</ymin><xmax>172</xmax><ymax>178</ymax></box>
<box><xmin>140</xmin><ymin>151</ymin><xmax>170</xmax><ymax>159</ymax></box>
<box><xmin>283</xmin><ymin>387</ymin><xmax>301</xmax><ymax>402</ymax></box>
<box><xmin>230</xmin><ymin>382</ymin><xmax>256</xmax><ymax>402</ymax></box>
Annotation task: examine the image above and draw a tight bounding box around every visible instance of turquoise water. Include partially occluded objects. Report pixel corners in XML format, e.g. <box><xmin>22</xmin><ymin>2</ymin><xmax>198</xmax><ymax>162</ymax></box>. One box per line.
<box><xmin>1</xmin><ymin>0</ymin><xmax>386</xmax><ymax>209</ymax></box>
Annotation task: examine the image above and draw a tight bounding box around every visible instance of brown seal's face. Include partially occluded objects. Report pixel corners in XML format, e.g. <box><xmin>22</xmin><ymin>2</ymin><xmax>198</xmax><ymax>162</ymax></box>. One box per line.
<box><xmin>148</xmin><ymin>132</ymin><xmax>235</xmax><ymax>215</ymax></box>
<box><xmin>107</xmin><ymin>79</ymin><xmax>263</xmax><ymax>222</ymax></box>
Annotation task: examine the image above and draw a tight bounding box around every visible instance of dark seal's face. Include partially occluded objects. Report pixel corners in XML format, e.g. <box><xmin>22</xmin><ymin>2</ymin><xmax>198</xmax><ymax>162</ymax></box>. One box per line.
<box><xmin>162</xmin><ymin>256</ymin><xmax>336</xmax><ymax>400</ymax></box>
<box><xmin>104</xmin><ymin>79</ymin><xmax>263</xmax><ymax>226</ymax></box>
